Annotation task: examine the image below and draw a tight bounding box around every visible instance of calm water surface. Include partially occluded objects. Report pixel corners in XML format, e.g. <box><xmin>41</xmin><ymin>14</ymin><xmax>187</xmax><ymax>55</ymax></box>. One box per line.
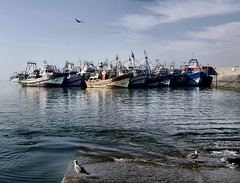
<box><xmin>0</xmin><ymin>81</ymin><xmax>240</xmax><ymax>182</ymax></box>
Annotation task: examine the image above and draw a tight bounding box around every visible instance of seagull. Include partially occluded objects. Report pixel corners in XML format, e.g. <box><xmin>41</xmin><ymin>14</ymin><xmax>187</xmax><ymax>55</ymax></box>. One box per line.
<box><xmin>75</xmin><ymin>18</ymin><xmax>84</xmax><ymax>23</ymax></box>
<box><xmin>73</xmin><ymin>160</ymin><xmax>91</xmax><ymax>176</ymax></box>
<box><xmin>187</xmin><ymin>150</ymin><xmax>199</xmax><ymax>159</ymax></box>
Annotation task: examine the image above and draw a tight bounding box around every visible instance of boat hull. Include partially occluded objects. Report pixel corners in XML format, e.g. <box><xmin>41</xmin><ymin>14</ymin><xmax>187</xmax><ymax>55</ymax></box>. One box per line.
<box><xmin>85</xmin><ymin>74</ymin><xmax>130</xmax><ymax>88</ymax></box>
<box><xmin>145</xmin><ymin>75</ymin><xmax>171</xmax><ymax>87</ymax></box>
<box><xmin>200</xmin><ymin>75</ymin><xmax>213</xmax><ymax>87</ymax></box>
<box><xmin>158</xmin><ymin>76</ymin><xmax>171</xmax><ymax>87</ymax></box>
<box><xmin>170</xmin><ymin>75</ymin><xmax>187</xmax><ymax>87</ymax></box>
<box><xmin>186</xmin><ymin>72</ymin><xmax>206</xmax><ymax>86</ymax></box>
<box><xmin>21</xmin><ymin>74</ymin><xmax>65</xmax><ymax>87</ymax></box>
<box><xmin>145</xmin><ymin>77</ymin><xmax>159</xmax><ymax>87</ymax></box>
<box><xmin>129</xmin><ymin>74</ymin><xmax>148</xmax><ymax>88</ymax></box>
<box><xmin>62</xmin><ymin>75</ymin><xmax>84</xmax><ymax>87</ymax></box>
<box><xmin>10</xmin><ymin>78</ymin><xmax>20</xmax><ymax>83</ymax></box>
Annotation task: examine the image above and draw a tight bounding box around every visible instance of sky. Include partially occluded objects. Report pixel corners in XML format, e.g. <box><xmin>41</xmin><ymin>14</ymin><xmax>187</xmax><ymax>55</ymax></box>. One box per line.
<box><xmin>1</xmin><ymin>0</ymin><xmax>240</xmax><ymax>80</ymax></box>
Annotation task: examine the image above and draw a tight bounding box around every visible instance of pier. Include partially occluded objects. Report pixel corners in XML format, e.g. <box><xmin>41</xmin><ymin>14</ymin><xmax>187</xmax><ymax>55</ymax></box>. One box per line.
<box><xmin>211</xmin><ymin>67</ymin><xmax>240</xmax><ymax>89</ymax></box>
<box><xmin>62</xmin><ymin>159</ymin><xmax>240</xmax><ymax>182</ymax></box>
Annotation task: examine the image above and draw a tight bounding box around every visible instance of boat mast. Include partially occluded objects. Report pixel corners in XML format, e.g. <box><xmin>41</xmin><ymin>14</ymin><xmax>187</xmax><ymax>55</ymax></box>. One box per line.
<box><xmin>78</xmin><ymin>56</ymin><xmax>82</xmax><ymax>72</ymax></box>
<box><xmin>131</xmin><ymin>51</ymin><xmax>136</xmax><ymax>76</ymax></box>
<box><xmin>116</xmin><ymin>54</ymin><xmax>119</xmax><ymax>77</ymax></box>
<box><xmin>144</xmin><ymin>50</ymin><xmax>150</xmax><ymax>75</ymax></box>
<box><xmin>190</xmin><ymin>53</ymin><xmax>202</xmax><ymax>72</ymax></box>
<box><xmin>192</xmin><ymin>53</ymin><xmax>195</xmax><ymax>59</ymax></box>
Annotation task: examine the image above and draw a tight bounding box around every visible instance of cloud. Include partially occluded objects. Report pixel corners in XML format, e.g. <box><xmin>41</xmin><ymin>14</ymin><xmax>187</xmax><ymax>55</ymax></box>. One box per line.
<box><xmin>115</xmin><ymin>1</ymin><xmax>240</xmax><ymax>66</ymax></box>
<box><xmin>155</xmin><ymin>22</ymin><xmax>240</xmax><ymax>52</ymax></box>
<box><xmin>153</xmin><ymin>21</ymin><xmax>240</xmax><ymax>66</ymax></box>
<box><xmin>187</xmin><ymin>22</ymin><xmax>240</xmax><ymax>41</ymax></box>
<box><xmin>118</xmin><ymin>0</ymin><xmax>240</xmax><ymax>30</ymax></box>
<box><xmin>148</xmin><ymin>0</ymin><xmax>240</xmax><ymax>22</ymax></box>
<box><xmin>152</xmin><ymin>38</ymin><xmax>240</xmax><ymax>67</ymax></box>
<box><xmin>118</xmin><ymin>14</ymin><xmax>159</xmax><ymax>30</ymax></box>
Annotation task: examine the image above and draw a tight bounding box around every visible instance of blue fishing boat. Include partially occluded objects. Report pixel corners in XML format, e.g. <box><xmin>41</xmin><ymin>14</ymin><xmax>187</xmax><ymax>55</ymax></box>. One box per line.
<box><xmin>128</xmin><ymin>52</ymin><xmax>148</xmax><ymax>88</ymax></box>
<box><xmin>143</xmin><ymin>50</ymin><xmax>171</xmax><ymax>87</ymax></box>
<box><xmin>62</xmin><ymin>61</ymin><xmax>84</xmax><ymax>87</ymax></box>
<box><xmin>182</xmin><ymin>58</ymin><xmax>207</xmax><ymax>86</ymax></box>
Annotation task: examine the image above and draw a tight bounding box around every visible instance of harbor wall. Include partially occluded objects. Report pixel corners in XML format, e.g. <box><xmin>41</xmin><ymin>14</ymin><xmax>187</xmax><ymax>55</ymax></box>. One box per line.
<box><xmin>211</xmin><ymin>67</ymin><xmax>240</xmax><ymax>89</ymax></box>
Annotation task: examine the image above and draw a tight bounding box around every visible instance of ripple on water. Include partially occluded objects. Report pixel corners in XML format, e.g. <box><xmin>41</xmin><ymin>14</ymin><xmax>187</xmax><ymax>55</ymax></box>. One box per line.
<box><xmin>0</xmin><ymin>84</ymin><xmax>240</xmax><ymax>182</ymax></box>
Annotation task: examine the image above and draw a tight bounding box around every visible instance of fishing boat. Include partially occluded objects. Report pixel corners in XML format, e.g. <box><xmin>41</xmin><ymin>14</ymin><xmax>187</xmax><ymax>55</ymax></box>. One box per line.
<box><xmin>85</xmin><ymin>73</ymin><xmax>130</xmax><ymax>88</ymax></box>
<box><xmin>80</xmin><ymin>61</ymin><xmax>97</xmax><ymax>80</ymax></box>
<box><xmin>10</xmin><ymin>71</ymin><xmax>28</xmax><ymax>83</ymax></box>
<box><xmin>182</xmin><ymin>58</ymin><xmax>207</xmax><ymax>86</ymax></box>
<box><xmin>168</xmin><ymin>63</ymin><xmax>187</xmax><ymax>87</ymax></box>
<box><xmin>10</xmin><ymin>72</ymin><xmax>21</xmax><ymax>83</ymax></box>
<box><xmin>21</xmin><ymin>61</ymin><xmax>65</xmax><ymax>87</ymax></box>
<box><xmin>85</xmin><ymin>55</ymin><xmax>130</xmax><ymax>88</ymax></box>
<box><xmin>61</xmin><ymin>61</ymin><xmax>84</xmax><ymax>87</ymax></box>
<box><xmin>140</xmin><ymin>50</ymin><xmax>171</xmax><ymax>87</ymax></box>
<box><xmin>128</xmin><ymin>52</ymin><xmax>148</xmax><ymax>88</ymax></box>
<box><xmin>198</xmin><ymin>65</ymin><xmax>213</xmax><ymax>87</ymax></box>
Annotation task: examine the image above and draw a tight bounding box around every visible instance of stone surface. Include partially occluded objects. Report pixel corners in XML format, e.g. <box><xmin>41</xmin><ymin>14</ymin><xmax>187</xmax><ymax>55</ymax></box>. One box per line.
<box><xmin>62</xmin><ymin>161</ymin><xmax>240</xmax><ymax>183</ymax></box>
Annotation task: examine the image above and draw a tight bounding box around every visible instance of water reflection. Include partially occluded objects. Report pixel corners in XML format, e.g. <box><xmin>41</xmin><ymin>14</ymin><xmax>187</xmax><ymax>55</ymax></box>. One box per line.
<box><xmin>1</xmin><ymin>83</ymin><xmax>240</xmax><ymax>182</ymax></box>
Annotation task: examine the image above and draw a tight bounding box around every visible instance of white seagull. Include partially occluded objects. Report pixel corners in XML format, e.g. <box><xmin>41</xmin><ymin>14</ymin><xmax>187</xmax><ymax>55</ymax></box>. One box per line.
<box><xmin>73</xmin><ymin>160</ymin><xmax>91</xmax><ymax>176</ymax></box>
<box><xmin>187</xmin><ymin>150</ymin><xmax>199</xmax><ymax>159</ymax></box>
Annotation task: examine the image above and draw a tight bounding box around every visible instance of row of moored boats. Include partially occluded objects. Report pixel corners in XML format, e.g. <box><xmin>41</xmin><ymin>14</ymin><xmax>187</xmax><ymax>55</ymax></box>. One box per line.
<box><xmin>10</xmin><ymin>51</ymin><xmax>214</xmax><ymax>88</ymax></box>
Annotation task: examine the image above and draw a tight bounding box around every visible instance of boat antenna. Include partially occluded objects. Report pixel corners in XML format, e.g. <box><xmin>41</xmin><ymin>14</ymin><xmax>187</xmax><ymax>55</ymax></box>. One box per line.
<box><xmin>156</xmin><ymin>59</ymin><xmax>159</xmax><ymax>67</ymax></box>
<box><xmin>191</xmin><ymin>53</ymin><xmax>195</xmax><ymax>59</ymax></box>
<box><xmin>78</xmin><ymin>56</ymin><xmax>81</xmax><ymax>70</ymax></box>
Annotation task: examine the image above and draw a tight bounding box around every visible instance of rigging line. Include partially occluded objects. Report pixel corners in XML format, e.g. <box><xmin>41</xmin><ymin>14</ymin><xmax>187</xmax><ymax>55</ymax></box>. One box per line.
<box><xmin>221</xmin><ymin>74</ymin><xmax>240</xmax><ymax>87</ymax></box>
<box><xmin>121</xmin><ymin>59</ymin><xmax>130</xmax><ymax>64</ymax></box>
<box><xmin>233</xmin><ymin>75</ymin><xmax>240</xmax><ymax>88</ymax></box>
<box><xmin>147</xmin><ymin>58</ymin><xmax>154</xmax><ymax>66</ymax></box>
<box><xmin>134</xmin><ymin>58</ymin><xmax>144</xmax><ymax>65</ymax></box>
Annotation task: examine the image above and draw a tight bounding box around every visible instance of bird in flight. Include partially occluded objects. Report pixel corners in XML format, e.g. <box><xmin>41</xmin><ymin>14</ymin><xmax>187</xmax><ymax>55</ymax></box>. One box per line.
<box><xmin>75</xmin><ymin>18</ymin><xmax>84</xmax><ymax>23</ymax></box>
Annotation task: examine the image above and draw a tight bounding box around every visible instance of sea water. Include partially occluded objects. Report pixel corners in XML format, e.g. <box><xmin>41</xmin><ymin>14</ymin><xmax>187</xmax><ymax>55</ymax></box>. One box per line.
<box><xmin>0</xmin><ymin>81</ymin><xmax>240</xmax><ymax>182</ymax></box>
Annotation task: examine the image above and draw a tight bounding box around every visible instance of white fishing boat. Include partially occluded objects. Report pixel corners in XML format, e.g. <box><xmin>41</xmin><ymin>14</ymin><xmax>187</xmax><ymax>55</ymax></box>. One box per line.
<box><xmin>10</xmin><ymin>72</ymin><xmax>21</xmax><ymax>83</ymax></box>
<box><xmin>10</xmin><ymin>71</ymin><xmax>28</xmax><ymax>83</ymax></box>
<box><xmin>21</xmin><ymin>61</ymin><xmax>65</xmax><ymax>87</ymax></box>
<box><xmin>80</xmin><ymin>61</ymin><xmax>97</xmax><ymax>80</ymax></box>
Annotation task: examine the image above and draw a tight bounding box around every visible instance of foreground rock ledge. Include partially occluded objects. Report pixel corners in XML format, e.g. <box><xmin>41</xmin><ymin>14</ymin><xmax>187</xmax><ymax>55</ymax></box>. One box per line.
<box><xmin>62</xmin><ymin>161</ymin><xmax>240</xmax><ymax>183</ymax></box>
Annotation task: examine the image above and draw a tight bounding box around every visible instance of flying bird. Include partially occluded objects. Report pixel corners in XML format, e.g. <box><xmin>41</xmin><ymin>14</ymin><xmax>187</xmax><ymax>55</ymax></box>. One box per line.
<box><xmin>186</xmin><ymin>150</ymin><xmax>199</xmax><ymax>159</ymax></box>
<box><xmin>73</xmin><ymin>160</ymin><xmax>91</xmax><ymax>176</ymax></box>
<box><xmin>75</xmin><ymin>18</ymin><xmax>84</xmax><ymax>23</ymax></box>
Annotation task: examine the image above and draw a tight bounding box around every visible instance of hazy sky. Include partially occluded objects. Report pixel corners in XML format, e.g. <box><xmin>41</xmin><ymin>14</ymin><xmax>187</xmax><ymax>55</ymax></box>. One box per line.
<box><xmin>1</xmin><ymin>0</ymin><xmax>240</xmax><ymax>80</ymax></box>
